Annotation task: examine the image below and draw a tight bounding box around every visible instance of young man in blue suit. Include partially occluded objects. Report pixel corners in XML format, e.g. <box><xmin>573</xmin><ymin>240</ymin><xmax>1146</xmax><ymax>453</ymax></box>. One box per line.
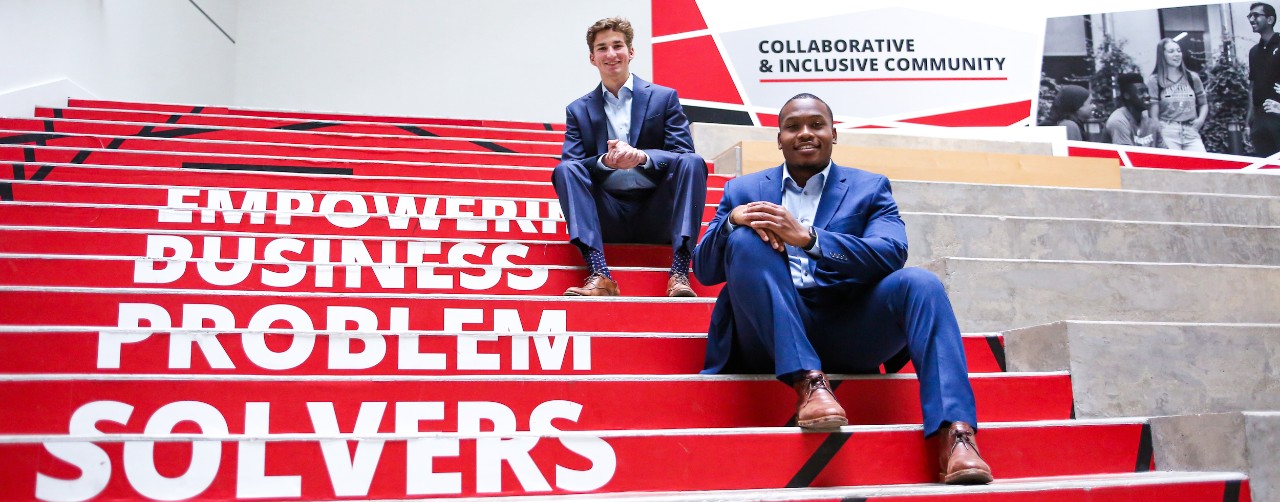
<box><xmin>693</xmin><ymin>94</ymin><xmax>994</xmax><ymax>485</ymax></box>
<box><xmin>552</xmin><ymin>17</ymin><xmax>709</xmax><ymax>297</ymax></box>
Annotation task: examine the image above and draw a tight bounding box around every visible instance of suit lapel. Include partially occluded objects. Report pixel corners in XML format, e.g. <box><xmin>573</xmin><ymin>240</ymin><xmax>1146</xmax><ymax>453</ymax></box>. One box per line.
<box><xmin>759</xmin><ymin>165</ymin><xmax>785</xmax><ymax>204</ymax></box>
<box><xmin>813</xmin><ymin>164</ymin><xmax>851</xmax><ymax>229</ymax></box>
<box><xmin>629</xmin><ymin>75</ymin><xmax>652</xmax><ymax>145</ymax></box>
<box><xmin>586</xmin><ymin>84</ymin><xmax>609</xmax><ymax>155</ymax></box>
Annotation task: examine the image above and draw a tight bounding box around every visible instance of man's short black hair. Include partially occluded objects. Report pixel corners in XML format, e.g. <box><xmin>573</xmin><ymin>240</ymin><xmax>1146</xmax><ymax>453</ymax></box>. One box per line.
<box><xmin>1253</xmin><ymin>2</ymin><xmax>1276</xmax><ymax>19</ymax></box>
<box><xmin>781</xmin><ymin>93</ymin><xmax>834</xmax><ymax>123</ymax></box>
<box><xmin>1117</xmin><ymin>73</ymin><xmax>1145</xmax><ymax>94</ymax></box>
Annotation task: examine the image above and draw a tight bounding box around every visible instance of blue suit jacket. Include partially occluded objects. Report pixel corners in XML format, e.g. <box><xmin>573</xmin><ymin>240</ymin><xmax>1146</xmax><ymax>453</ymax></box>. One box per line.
<box><xmin>560</xmin><ymin>74</ymin><xmax>695</xmax><ymax>180</ymax></box>
<box><xmin>692</xmin><ymin>163</ymin><xmax>909</xmax><ymax>373</ymax></box>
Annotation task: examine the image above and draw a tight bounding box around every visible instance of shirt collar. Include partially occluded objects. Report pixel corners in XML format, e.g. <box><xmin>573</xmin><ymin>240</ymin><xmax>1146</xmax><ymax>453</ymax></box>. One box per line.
<box><xmin>601</xmin><ymin>74</ymin><xmax>635</xmax><ymax>102</ymax></box>
<box><xmin>782</xmin><ymin>161</ymin><xmax>832</xmax><ymax>193</ymax></box>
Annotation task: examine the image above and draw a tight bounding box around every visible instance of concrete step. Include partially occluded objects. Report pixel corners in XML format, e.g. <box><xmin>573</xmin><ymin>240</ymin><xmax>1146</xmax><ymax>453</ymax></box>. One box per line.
<box><xmin>0</xmin><ymin>129</ymin><xmax>561</xmax><ymax>167</ymax></box>
<box><xmin>66</xmin><ymin>98</ymin><xmax>565</xmax><ymax>131</ymax></box>
<box><xmin>0</xmin><ymin>326</ymin><xmax>1007</xmax><ymax>375</ymax></box>
<box><xmin>904</xmin><ymin>212</ymin><xmax>1280</xmax><ymax>266</ymax></box>
<box><xmin>0</xmin><ymin>418</ymin><xmax>1151</xmax><ymax>498</ymax></box>
<box><xmin>36</xmin><ymin>106</ymin><xmax>567</xmax><ymax>142</ymax></box>
<box><xmin>921</xmin><ymin>258</ymin><xmax>1280</xmax><ymax>332</ymax></box>
<box><xmin>1004</xmin><ymin>321</ymin><xmax>1280</xmax><ymax>419</ymax></box>
<box><xmin>0</xmin><ymin>116</ymin><xmax>563</xmax><ymax>155</ymax></box>
<box><xmin>1122</xmin><ymin>166</ymin><xmax>1280</xmax><ymax>197</ymax></box>
<box><xmin>893</xmin><ymin>180</ymin><xmax>1280</xmax><ymax>227</ymax></box>
<box><xmin>0</xmin><ymin>372</ymin><xmax>1069</xmax><ymax>434</ymax></box>
<box><xmin>454</xmin><ymin>472</ymin><xmax>1251</xmax><ymax>501</ymax></box>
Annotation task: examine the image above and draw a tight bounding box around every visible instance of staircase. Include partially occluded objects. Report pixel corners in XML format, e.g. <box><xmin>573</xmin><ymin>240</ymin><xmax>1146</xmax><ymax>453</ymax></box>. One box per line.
<box><xmin>0</xmin><ymin>99</ymin><xmax>1262</xmax><ymax>500</ymax></box>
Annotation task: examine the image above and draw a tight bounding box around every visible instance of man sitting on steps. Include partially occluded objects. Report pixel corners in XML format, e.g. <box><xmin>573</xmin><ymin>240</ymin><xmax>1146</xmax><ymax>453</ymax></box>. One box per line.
<box><xmin>692</xmin><ymin>93</ymin><xmax>994</xmax><ymax>485</ymax></box>
<box><xmin>552</xmin><ymin>16</ymin><xmax>709</xmax><ymax>297</ymax></box>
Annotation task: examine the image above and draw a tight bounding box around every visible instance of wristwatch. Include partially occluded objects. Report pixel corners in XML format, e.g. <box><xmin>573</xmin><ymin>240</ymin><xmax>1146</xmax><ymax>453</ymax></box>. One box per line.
<box><xmin>802</xmin><ymin>226</ymin><xmax>817</xmax><ymax>251</ymax></box>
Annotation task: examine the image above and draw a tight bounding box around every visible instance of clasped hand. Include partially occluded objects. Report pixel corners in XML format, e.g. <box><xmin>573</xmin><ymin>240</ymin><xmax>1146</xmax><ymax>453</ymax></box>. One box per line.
<box><xmin>730</xmin><ymin>201</ymin><xmax>811</xmax><ymax>253</ymax></box>
<box><xmin>603</xmin><ymin>139</ymin><xmax>647</xmax><ymax>169</ymax></box>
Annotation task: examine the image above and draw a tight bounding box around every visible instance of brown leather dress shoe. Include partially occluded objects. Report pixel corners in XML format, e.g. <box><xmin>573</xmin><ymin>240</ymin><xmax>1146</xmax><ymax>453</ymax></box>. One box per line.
<box><xmin>666</xmin><ymin>273</ymin><xmax>696</xmax><ymax>297</ymax></box>
<box><xmin>792</xmin><ymin>370</ymin><xmax>847</xmax><ymax>430</ymax></box>
<box><xmin>563</xmin><ymin>273</ymin><xmax>620</xmax><ymax>296</ymax></box>
<box><xmin>938</xmin><ymin>421</ymin><xmax>993</xmax><ymax>484</ymax></box>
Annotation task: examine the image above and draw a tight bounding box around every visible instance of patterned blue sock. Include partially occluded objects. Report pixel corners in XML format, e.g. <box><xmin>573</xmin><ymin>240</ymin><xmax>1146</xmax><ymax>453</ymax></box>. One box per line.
<box><xmin>579</xmin><ymin>246</ymin><xmax>612</xmax><ymax>279</ymax></box>
<box><xmin>670</xmin><ymin>248</ymin><xmax>691</xmax><ymax>277</ymax></box>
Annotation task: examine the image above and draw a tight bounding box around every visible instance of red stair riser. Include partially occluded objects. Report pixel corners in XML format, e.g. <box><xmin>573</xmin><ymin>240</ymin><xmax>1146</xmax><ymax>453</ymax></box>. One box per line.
<box><xmin>0</xmin><ymin>131</ymin><xmax>561</xmax><ymax>167</ymax></box>
<box><xmin>0</xmin><ymin>375</ymin><xmax>1069</xmax><ymax>434</ymax></box>
<box><xmin>0</xmin><ymin>423</ymin><xmax>1148</xmax><ymax>499</ymax></box>
<box><xmin>1</xmin><ymin>180</ymin><xmax>721</xmax><ymax>231</ymax></box>
<box><xmin>0</xmin><ymin>117</ymin><xmax>562</xmax><ymax>155</ymax></box>
<box><xmin>0</xmin><ymin>145</ymin><xmax>559</xmax><ymax>182</ymax></box>
<box><xmin>67</xmin><ymin>99</ymin><xmax>564</xmax><ymax>131</ymax></box>
<box><xmin>0</xmin><ymin>146</ymin><xmax>732</xmax><ymax>188</ymax></box>
<box><xmin>0</xmin><ymin>228</ymin><xmax>680</xmax><ymax>267</ymax></box>
<box><xmin>0</xmin><ymin>290</ymin><xmax>716</xmax><ymax>334</ymax></box>
<box><xmin>3</xmin><ymin>163</ymin><xmax>728</xmax><ymax>203</ymax></box>
<box><xmin>788</xmin><ymin>480</ymin><xmax>1249</xmax><ymax>502</ymax></box>
<box><xmin>0</xmin><ymin>254</ymin><xmax>723</xmax><ymax>297</ymax></box>
<box><xmin>0</xmin><ymin>331</ymin><xmax>1002</xmax><ymax>375</ymax></box>
<box><xmin>37</xmin><ymin>107</ymin><xmax>566</xmax><ymax>142</ymax></box>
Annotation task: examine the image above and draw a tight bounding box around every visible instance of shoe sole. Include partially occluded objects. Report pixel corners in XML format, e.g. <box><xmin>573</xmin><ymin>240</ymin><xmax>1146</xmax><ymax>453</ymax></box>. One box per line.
<box><xmin>796</xmin><ymin>415</ymin><xmax>848</xmax><ymax>430</ymax></box>
<box><xmin>667</xmin><ymin>290</ymin><xmax>697</xmax><ymax>298</ymax></box>
<box><xmin>941</xmin><ymin>469</ymin><xmax>994</xmax><ymax>485</ymax></box>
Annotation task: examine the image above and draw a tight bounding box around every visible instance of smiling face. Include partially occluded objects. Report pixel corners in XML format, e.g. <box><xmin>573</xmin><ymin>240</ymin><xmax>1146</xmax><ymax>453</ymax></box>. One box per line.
<box><xmin>589</xmin><ymin>29</ymin><xmax>633</xmax><ymax>82</ymax></box>
<box><xmin>1162</xmin><ymin>40</ymin><xmax>1183</xmax><ymax>67</ymax></box>
<box><xmin>1250</xmin><ymin>6</ymin><xmax>1275</xmax><ymax>33</ymax></box>
<box><xmin>1123</xmin><ymin>83</ymin><xmax>1153</xmax><ymax>111</ymax></box>
<box><xmin>777</xmin><ymin>98</ymin><xmax>836</xmax><ymax>172</ymax></box>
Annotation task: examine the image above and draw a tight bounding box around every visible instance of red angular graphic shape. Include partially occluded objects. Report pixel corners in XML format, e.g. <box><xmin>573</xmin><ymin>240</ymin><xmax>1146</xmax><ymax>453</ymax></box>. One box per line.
<box><xmin>654</xmin><ymin>36</ymin><xmax>743</xmax><ymax>105</ymax></box>
<box><xmin>1067</xmin><ymin>146</ymin><xmax>1124</xmax><ymax>162</ymax></box>
<box><xmin>756</xmin><ymin>113</ymin><xmax>778</xmax><ymax>127</ymax></box>
<box><xmin>652</xmin><ymin>0</ymin><xmax>708</xmax><ymax>37</ymax></box>
<box><xmin>1125</xmin><ymin>151</ymin><xmax>1252</xmax><ymax>170</ymax></box>
<box><xmin>900</xmin><ymin>100</ymin><xmax>1033</xmax><ymax>127</ymax></box>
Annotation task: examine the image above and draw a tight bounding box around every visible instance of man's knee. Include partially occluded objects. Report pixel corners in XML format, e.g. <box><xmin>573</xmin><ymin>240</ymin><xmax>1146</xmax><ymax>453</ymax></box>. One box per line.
<box><xmin>552</xmin><ymin>160</ymin><xmax>588</xmax><ymax>185</ymax></box>
<box><xmin>671</xmin><ymin>153</ymin><xmax>709</xmax><ymax>179</ymax></box>
<box><xmin>725</xmin><ymin>225</ymin><xmax>774</xmax><ymax>259</ymax></box>
<box><xmin>884</xmin><ymin>267</ymin><xmax>947</xmax><ymax>297</ymax></box>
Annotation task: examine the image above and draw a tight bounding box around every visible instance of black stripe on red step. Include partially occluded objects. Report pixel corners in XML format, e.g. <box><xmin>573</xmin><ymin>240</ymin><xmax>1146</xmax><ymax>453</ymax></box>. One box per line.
<box><xmin>473</xmin><ymin>141</ymin><xmax>516</xmax><ymax>153</ymax></box>
<box><xmin>1136</xmin><ymin>423</ymin><xmax>1154</xmax><ymax>472</ymax></box>
<box><xmin>786</xmin><ymin>431</ymin><xmax>853</xmax><ymax>488</ymax></box>
<box><xmin>275</xmin><ymin>121</ymin><xmax>338</xmax><ymax>131</ymax></box>
<box><xmin>985</xmin><ymin>335</ymin><xmax>1007</xmax><ymax>372</ymax></box>
<box><xmin>397</xmin><ymin>125</ymin><xmax>439</xmax><ymax>137</ymax></box>
<box><xmin>181</xmin><ymin>161</ymin><xmax>354</xmax><ymax>176</ymax></box>
<box><xmin>1223</xmin><ymin>479</ymin><xmax>1243</xmax><ymax>502</ymax></box>
<box><xmin>0</xmin><ymin>133</ymin><xmax>68</xmax><ymax>145</ymax></box>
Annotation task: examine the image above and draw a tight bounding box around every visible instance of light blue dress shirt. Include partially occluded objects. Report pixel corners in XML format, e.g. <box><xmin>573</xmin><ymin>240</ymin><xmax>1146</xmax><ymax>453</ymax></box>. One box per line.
<box><xmin>599</xmin><ymin>74</ymin><xmax>656</xmax><ymax>192</ymax></box>
<box><xmin>723</xmin><ymin>162</ymin><xmax>829</xmax><ymax>289</ymax></box>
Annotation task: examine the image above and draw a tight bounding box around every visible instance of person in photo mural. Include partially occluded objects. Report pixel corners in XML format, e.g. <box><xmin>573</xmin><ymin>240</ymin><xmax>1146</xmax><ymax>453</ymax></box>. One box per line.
<box><xmin>1046</xmin><ymin>85</ymin><xmax>1095</xmax><ymax>141</ymax></box>
<box><xmin>1146</xmin><ymin>38</ymin><xmax>1208</xmax><ymax>152</ymax></box>
<box><xmin>1249</xmin><ymin>2</ymin><xmax>1280</xmax><ymax>156</ymax></box>
<box><xmin>1105</xmin><ymin>73</ymin><xmax>1163</xmax><ymax>148</ymax></box>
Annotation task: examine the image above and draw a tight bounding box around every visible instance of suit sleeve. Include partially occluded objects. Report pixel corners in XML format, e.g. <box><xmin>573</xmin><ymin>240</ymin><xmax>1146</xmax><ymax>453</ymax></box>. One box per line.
<box><xmin>639</xmin><ymin>89</ymin><xmax>695</xmax><ymax>174</ymax></box>
<box><xmin>561</xmin><ymin>104</ymin><xmax>602</xmax><ymax>171</ymax></box>
<box><xmin>692</xmin><ymin>178</ymin><xmax>738</xmax><ymax>286</ymax></box>
<box><xmin>811</xmin><ymin>176</ymin><xmax>908</xmax><ymax>286</ymax></box>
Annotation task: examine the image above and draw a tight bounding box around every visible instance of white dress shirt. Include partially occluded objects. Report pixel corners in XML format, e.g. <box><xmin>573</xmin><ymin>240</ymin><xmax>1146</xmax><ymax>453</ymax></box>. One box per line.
<box><xmin>599</xmin><ymin>74</ymin><xmax>656</xmax><ymax>192</ymax></box>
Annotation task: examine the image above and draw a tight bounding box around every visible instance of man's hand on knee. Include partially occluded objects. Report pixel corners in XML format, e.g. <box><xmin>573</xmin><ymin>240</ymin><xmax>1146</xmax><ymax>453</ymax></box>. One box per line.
<box><xmin>603</xmin><ymin>139</ymin><xmax>647</xmax><ymax>169</ymax></box>
<box><xmin>731</xmin><ymin>202</ymin><xmax>796</xmax><ymax>252</ymax></box>
<box><xmin>737</xmin><ymin>202</ymin><xmax>811</xmax><ymax>252</ymax></box>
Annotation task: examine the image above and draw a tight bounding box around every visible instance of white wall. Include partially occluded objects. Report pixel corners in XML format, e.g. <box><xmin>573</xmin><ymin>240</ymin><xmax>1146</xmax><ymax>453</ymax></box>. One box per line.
<box><xmin>0</xmin><ymin>0</ymin><xmax>237</xmax><ymax>117</ymax></box>
<box><xmin>231</xmin><ymin>0</ymin><xmax>649</xmax><ymax>123</ymax></box>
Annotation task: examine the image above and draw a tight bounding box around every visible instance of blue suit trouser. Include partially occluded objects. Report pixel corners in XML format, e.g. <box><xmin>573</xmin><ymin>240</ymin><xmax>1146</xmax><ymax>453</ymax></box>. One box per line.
<box><xmin>551</xmin><ymin>153</ymin><xmax>708</xmax><ymax>253</ymax></box>
<box><xmin>718</xmin><ymin>227</ymin><xmax>978</xmax><ymax>436</ymax></box>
